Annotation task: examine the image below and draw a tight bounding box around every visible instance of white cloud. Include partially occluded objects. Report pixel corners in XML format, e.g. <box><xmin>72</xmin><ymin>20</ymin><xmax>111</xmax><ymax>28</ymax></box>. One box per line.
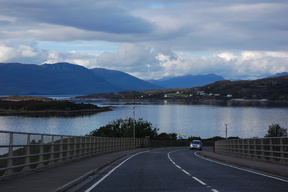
<box><xmin>217</xmin><ymin>52</ymin><xmax>237</xmax><ymax>61</ymax></box>
<box><xmin>0</xmin><ymin>44</ymin><xmax>16</xmax><ymax>61</ymax></box>
<box><xmin>1</xmin><ymin>40</ymin><xmax>288</xmax><ymax>80</ymax></box>
<box><xmin>0</xmin><ymin>0</ymin><xmax>287</xmax><ymax>81</ymax></box>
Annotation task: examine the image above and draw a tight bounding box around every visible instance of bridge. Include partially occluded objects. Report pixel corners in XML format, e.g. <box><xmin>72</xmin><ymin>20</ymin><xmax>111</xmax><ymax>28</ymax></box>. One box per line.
<box><xmin>0</xmin><ymin>130</ymin><xmax>288</xmax><ymax>191</ymax></box>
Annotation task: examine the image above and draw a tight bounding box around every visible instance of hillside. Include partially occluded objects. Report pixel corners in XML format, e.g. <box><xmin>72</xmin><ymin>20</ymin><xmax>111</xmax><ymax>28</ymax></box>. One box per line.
<box><xmin>0</xmin><ymin>63</ymin><xmax>118</xmax><ymax>95</ymax></box>
<box><xmin>91</xmin><ymin>68</ymin><xmax>163</xmax><ymax>91</ymax></box>
<box><xmin>199</xmin><ymin>75</ymin><xmax>288</xmax><ymax>100</ymax></box>
<box><xmin>149</xmin><ymin>74</ymin><xmax>225</xmax><ymax>88</ymax></box>
<box><xmin>0</xmin><ymin>62</ymin><xmax>161</xmax><ymax>95</ymax></box>
<box><xmin>77</xmin><ymin>75</ymin><xmax>288</xmax><ymax>106</ymax></box>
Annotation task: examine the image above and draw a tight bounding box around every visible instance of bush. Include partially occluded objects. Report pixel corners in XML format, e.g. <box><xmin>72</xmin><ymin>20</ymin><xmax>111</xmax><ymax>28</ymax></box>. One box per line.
<box><xmin>265</xmin><ymin>124</ymin><xmax>287</xmax><ymax>137</ymax></box>
<box><xmin>88</xmin><ymin>118</ymin><xmax>159</xmax><ymax>139</ymax></box>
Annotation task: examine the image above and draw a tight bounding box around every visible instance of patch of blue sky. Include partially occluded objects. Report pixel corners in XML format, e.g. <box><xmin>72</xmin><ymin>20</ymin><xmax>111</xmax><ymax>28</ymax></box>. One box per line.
<box><xmin>36</xmin><ymin>40</ymin><xmax>119</xmax><ymax>54</ymax></box>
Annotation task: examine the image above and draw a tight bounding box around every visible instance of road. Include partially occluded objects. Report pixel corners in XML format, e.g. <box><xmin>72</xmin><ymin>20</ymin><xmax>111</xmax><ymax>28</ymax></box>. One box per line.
<box><xmin>74</xmin><ymin>147</ymin><xmax>288</xmax><ymax>192</ymax></box>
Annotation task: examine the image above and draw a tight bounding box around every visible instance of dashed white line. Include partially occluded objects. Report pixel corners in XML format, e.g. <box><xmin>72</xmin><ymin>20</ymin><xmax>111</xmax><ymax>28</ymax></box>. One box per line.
<box><xmin>192</xmin><ymin>176</ymin><xmax>207</xmax><ymax>185</ymax></box>
<box><xmin>167</xmin><ymin>150</ymin><xmax>219</xmax><ymax>192</ymax></box>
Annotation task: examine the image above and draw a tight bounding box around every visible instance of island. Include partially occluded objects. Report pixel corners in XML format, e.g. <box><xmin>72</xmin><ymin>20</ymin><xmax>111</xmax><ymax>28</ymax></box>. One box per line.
<box><xmin>0</xmin><ymin>96</ymin><xmax>111</xmax><ymax>117</ymax></box>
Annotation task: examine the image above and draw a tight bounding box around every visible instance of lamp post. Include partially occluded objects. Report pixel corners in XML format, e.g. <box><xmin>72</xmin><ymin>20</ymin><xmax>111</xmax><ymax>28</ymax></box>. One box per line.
<box><xmin>225</xmin><ymin>124</ymin><xmax>228</xmax><ymax>140</ymax></box>
<box><xmin>133</xmin><ymin>106</ymin><xmax>136</xmax><ymax>147</ymax></box>
<box><xmin>133</xmin><ymin>106</ymin><xmax>135</xmax><ymax>139</ymax></box>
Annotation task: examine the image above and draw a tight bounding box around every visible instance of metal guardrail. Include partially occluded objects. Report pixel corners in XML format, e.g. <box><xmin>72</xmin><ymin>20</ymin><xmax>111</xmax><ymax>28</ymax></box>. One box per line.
<box><xmin>0</xmin><ymin>130</ymin><xmax>149</xmax><ymax>178</ymax></box>
<box><xmin>215</xmin><ymin>137</ymin><xmax>288</xmax><ymax>165</ymax></box>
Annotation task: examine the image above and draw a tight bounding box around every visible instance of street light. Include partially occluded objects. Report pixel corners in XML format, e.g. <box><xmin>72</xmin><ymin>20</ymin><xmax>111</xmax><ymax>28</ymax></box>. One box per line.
<box><xmin>133</xmin><ymin>106</ymin><xmax>135</xmax><ymax>139</ymax></box>
<box><xmin>225</xmin><ymin>124</ymin><xmax>228</xmax><ymax>140</ymax></box>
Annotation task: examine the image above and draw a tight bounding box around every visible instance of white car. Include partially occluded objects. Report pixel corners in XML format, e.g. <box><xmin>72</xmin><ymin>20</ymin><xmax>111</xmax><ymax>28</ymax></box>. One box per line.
<box><xmin>189</xmin><ymin>140</ymin><xmax>202</xmax><ymax>150</ymax></box>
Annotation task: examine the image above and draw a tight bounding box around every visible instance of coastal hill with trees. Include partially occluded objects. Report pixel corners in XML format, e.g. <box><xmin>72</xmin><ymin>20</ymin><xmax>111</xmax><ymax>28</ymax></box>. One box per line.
<box><xmin>77</xmin><ymin>75</ymin><xmax>288</xmax><ymax>106</ymax></box>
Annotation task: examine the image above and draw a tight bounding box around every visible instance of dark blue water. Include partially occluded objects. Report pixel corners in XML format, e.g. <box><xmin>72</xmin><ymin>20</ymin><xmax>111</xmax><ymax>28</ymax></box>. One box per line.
<box><xmin>0</xmin><ymin>101</ymin><xmax>287</xmax><ymax>139</ymax></box>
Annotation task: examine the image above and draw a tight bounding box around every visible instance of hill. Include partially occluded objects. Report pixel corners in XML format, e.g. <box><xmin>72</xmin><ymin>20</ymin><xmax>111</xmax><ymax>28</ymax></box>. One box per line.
<box><xmin>199</xmin><ymin>75</ymin><xmax>288</xmax><ymax>100</ymax></box>
<box><xmin>77</xmin><ymin>75</ymin><xmax>288</xmax><ymax>106</ymax></box>
<box><xmin>149</xmin><ymin>74</ymin><xmax>225</xmax><ymax>88</ymax></box>
<box><xmin>0</xmin><ymin>62</ymin><xmax>161</xmax><ymax>95</ymax></box>
<box><xmin>269</xmin><ymin>72</ymin><xmax>288</xmax><ymax>78</ymax></box>
<box><xmin>91</xmin><ymin>68</ymin><xmax>163</xmax><ymax>91</ymax></box>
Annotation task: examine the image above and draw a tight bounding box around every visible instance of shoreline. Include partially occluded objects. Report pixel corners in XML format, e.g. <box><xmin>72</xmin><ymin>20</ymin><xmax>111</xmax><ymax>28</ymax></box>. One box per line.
<box><xmin>0</xmin><ymin>96</ymin><xmax>112</xmax><ymax>117</ymax></box>
<box><xmin>94</xmin><ymin>98</ymin><xmax>288</xmax><ymax>107</ymax></box>
<box><xmin>0</xmin><ymin>107</ymin><xmax>112</xmax><ymax>117</ymax></box>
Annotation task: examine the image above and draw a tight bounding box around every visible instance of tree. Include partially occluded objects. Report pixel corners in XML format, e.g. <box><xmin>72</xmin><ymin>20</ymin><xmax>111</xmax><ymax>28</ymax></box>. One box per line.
<box><xmin>88</xmin><ymin>118</ymin><xmax>159</xmax><ymax>139</ymax></box>
<box><xmin>265</xmin><ymin>124</ymin><xmax>287</xmax><ymax>137</ymax></box>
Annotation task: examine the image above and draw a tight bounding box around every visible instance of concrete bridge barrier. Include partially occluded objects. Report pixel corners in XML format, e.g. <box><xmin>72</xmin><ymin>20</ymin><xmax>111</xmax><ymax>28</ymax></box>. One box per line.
<box><xmin>0</xmin><ymin>130</ymin><xmax>149</xmax><ymax>179</ymax></box>
<box><xmin>215</xmin><ymin>137</ymin><xmax>288</xmax><ymax>165</ymax></box>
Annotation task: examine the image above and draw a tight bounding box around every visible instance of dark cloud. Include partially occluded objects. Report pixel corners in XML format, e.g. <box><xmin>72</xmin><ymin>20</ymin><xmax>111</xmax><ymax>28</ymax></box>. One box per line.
<box><xmin>0</xmin><ymin>0</ymin><xmax>154</xmax><ymax>34</ymax></box>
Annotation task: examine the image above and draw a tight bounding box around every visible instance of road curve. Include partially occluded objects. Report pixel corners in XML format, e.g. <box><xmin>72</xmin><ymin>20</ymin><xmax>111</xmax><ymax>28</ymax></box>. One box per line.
<box><xmin>78</xmin><ymin>148</ymin><xmax>288</xmax><ymax>192</ymax></box>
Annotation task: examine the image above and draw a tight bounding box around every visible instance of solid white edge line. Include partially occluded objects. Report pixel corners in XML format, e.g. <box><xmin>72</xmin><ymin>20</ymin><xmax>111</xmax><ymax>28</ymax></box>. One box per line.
<box><xmin>85</xmin><ymin>151</ymin><xmax>148</xmax><ymax>192</ymax></box>
<box><xmin>195</xmin><ymin>152</ymin><xmax>288</xmax><ymax>183</ymax></box>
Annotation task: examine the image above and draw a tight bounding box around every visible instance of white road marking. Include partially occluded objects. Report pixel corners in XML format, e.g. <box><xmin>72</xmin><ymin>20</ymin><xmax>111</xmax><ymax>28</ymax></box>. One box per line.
<box><xmin>195</xmin><ymin>152</ymin><xmax>288</xmax><ymax>183</ymax></box>
<box><xmin>192</xmin><ymin>176</ymin><xmax>207</xmax><ymax>185</ymax></box>
<box><xmin>167</xmin><ymin>150</ymin><xmax>219</xmax><ymax>192</ymax></box>
<box><xmin>85</xmin><ymin>151</ymin><xmax>148</xmax><ymax>192</ymax></box>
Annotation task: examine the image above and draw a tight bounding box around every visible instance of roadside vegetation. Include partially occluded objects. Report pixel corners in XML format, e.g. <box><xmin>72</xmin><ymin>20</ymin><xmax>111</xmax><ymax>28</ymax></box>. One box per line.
<box><xmin>87</xmin><ymin>117</ymin><xmax>240</xmax><ymax>143</ymax></box>
<box><xmin>265</xmin><ymin>124</ymin><xmax>287</xmax><ymax>137</ymax></box>
<box><xmin>88</xmin><ymin>118</ymin><xmax>159</xmax><ymax>139</ymax></box>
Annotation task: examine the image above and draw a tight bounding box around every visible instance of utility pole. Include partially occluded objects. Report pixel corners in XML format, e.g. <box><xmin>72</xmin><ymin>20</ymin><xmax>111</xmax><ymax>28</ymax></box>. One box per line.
<box><xmin>225</xmin><ymin>124</ymin><xmax>228</xmax><ymax>140</ymax></box>
<box><xmin>133</xmin><ymin>106</ymin><xmax>136</xmax><ymax>139</ymax></box>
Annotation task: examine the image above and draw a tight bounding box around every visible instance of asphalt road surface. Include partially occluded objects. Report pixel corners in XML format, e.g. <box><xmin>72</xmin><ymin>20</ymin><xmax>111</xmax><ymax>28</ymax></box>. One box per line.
<box><xmin>75</xmin><ymin>147</ymin><xmax>288</xmax><ymax>192</ymax></box>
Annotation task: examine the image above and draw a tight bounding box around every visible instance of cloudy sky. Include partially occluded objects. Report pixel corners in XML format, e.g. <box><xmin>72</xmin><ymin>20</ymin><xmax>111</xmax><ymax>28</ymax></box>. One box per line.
<box><xmin>0</xmin><ymin>0</ymin><xmax>288</xmax><ymax>80</ymax></box>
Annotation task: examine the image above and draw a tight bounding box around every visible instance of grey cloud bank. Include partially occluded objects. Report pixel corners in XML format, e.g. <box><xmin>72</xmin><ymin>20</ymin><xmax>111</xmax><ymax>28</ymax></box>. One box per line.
<box><xmin>0</xmin><ymin>0</ymin><xmax>287</xmax><ymax>80</ymax></box>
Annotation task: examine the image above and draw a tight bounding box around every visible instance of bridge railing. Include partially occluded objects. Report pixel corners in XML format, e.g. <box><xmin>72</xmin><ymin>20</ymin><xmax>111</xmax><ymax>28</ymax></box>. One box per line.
<box><xmin>0</xmin><ymin>130</ymin><xmax>149</xmax><ymax>178</ymax></box>
<box><xmin>215</xmin><ymin>137</ymin><xmax>288</xmax><ymax>165</ymax></box>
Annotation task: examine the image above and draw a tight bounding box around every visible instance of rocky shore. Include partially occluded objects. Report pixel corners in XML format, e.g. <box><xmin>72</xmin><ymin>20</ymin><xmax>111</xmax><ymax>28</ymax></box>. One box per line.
<box><xmin>0</xmin><ymin>96</ymin><xmax>111</xmax><ymax>117</ymax></box>
<box><xmin>0</xmin><ymin>108</ymin><xmax>111</xmax><ymax>117</ymax></box>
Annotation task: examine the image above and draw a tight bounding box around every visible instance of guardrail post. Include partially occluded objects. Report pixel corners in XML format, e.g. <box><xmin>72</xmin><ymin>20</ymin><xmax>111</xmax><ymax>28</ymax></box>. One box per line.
<box><xmin>37</xmin><ymin>135</ymin><xmax>44</xmax><ymax>168</ymax></box>
<box><xmin>280</xmin><ymin>138</ymin><xmax>285</xmax><ymax>164</ymax></box>
<box><xmin>74</xmin><ymin>137</ymin><xmax>78</xmax><ymax>158</ymax></box>
<box><xmin>67</xmin><ymin>137</ymin><xmax>71</xmax><ymax>159</ymax></box>
<box><xmin>250</xmin><ymin>139</ymin><xmax>255</xmax><ymax>159</ymax></box>
<box><xmin>91</xmin><ymin>137</ymin><xmax>95</xmax><ymax>154</ymax></box>
<box><xmin>4</xmin><ymin>133</ymin><xmax>14</xmax><ymax>176</ymax></box>
<box><xmin>269</xmin><ymin>138</ymin><xmax>273</xmax><ymax>162</ymax></box>
<box><xmin>49</xmin><ymin>136</ymin><xmax>55</xmax><ymax>166</ymax></box>
<box><xmin>23</xmin><ymin>134</ymin><xmax>31</xmax><ymax>171</ymax></box>
<box><xmin>261</xmin><ymin>138</ymin><xmax>265</xmax><ymax>160</ymax></box>
<box><xmin>87</xmin><ymin>137</ymin><xmax>91</xmax><ymax>155</ymax></box>
<box><xmin>58</xmin><ymin>136</ymin><xmax>63</xmax><ymax>163</ymax></box>
<box><xmin>236</xmin><ymin>139</ymin><xmax>239</xmax><ymax>155</ymax></box>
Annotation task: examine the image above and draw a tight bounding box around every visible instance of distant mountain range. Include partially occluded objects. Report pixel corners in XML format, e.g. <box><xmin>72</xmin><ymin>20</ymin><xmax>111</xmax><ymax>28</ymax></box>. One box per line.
<box><xmin>269</xmin><ymin>72</ymin><xmax>288</xmax><ymax>77</ymax></box>
<box><xmin>148</xmin><ymin>74</ymin><xmax>225</xmax><ymax>88</ymax></box>
<box><xmin>0</xmin><ymin>62</ymin><xmax>287</xmax><ymax>95</ymax></box>
<box><xmin>0</xmin><ymin>62</ymin><xmax>161</xmax><ymax>95</ymax></box>
<box><xmin>91</xmin><ymin>68</ymin><xmax>162</xmax><ymax>91</ymax></box>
